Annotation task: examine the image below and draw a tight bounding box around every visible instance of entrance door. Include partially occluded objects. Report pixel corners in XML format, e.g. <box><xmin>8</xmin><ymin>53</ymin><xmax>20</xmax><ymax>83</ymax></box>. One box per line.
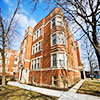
<box><xmin>81</xmin><ymin>71</ymin><xmax>84</xmax><ymax>79</ymax></box>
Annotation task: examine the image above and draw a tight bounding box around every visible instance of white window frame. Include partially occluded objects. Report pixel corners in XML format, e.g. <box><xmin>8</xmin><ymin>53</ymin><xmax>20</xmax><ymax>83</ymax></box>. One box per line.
<box><xmin>51</xmin><ymin>15</ymin><xmax>64</xmax><ymax>29</ymax></box>
<box><xmin>33</xmin><ymin>27</ymin><xmax>42</xmax><ymax>42</ymax></box>
<box><xmin>32</xmin><ymin>40</ymin><xmax>42</xmax><ymax>55</ymax></box>
<box><xmin>58</xmin><ymin>53</ymin><xmax>64</xmax><ymax>67</ymax></box>
<box><xmin>52</xmin><ymin>76</ymin><xmax>57</xmax><ymax>86</ymax></box>
<box><xmin>51</xmin><ymin>31</ymin><xmax>66</xmax><ymax>46</ymax></box>
<box><xmin>31</xmin><ymin>56</ymin><xmax>41</xmax><ymax>70</ymax></box>
<box><xmin>52</xmin><ymin>53</ymin><xmax>57</xmax><ymax>67</ymax></box>
<box><xmin>5</xmin><ymin>59</ymin><xmax>9</xmax><ymax>65</ymax></box>
<box><xmin>51</xmin><ymin>51</ymin><xmax>68</xmax><ymax>68</ymax></box>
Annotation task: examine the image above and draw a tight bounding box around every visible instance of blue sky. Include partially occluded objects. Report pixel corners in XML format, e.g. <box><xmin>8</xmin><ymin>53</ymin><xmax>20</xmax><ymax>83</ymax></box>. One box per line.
<box><xmin>0</xmin><ymin>0</ymin><xmax>55</xmax><ymax>50</ymax></box>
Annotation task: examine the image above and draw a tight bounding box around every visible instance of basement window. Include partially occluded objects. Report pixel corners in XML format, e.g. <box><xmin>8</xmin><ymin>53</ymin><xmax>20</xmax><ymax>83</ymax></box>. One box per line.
<box><xmin>52</xmin><ymin>76</ymin><xmax>57</xmax><ymax>86</ymax></box>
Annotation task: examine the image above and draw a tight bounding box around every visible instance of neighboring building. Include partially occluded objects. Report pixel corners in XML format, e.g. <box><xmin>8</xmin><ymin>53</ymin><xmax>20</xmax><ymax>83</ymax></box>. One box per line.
<box><xmin>18</xmin><ymin>7</ymin><xmax>83</xmax><ymax>88</ymax></box>
<box><xmin>0</xmin><ymin>49</ymin><xmax>19</xmax><ymax>76</ymax></box>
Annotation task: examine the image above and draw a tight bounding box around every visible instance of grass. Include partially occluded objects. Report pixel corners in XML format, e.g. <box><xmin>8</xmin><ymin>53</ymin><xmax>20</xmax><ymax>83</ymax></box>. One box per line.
<box><xmin>0</xmin><ymin>85</ymin><xmax>58</xmax><ymax>100</ymax></box>
<box><xmin>77</xmin><ymin>81</ymin><xmax>100</xmax><ymax>96</ymax></box>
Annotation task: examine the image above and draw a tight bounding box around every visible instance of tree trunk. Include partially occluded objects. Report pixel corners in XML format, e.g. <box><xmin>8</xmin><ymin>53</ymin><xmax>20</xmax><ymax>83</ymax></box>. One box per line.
<box><xmin>2</xmin><ymin>50</ymin><xmax>5</xmax><ymax>86</ymax></box>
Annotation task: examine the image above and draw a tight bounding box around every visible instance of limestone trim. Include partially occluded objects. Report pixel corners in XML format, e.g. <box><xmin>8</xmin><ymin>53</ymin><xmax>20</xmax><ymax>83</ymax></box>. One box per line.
<box><xmin>24</xmin><ymin>59</ymin><xmax>30</xmax><ymax>62</ymax></box>
<box><xmin>30</xmin><ymin>67</ymin><xmax>79</xmax><ymax>72</ymax></box>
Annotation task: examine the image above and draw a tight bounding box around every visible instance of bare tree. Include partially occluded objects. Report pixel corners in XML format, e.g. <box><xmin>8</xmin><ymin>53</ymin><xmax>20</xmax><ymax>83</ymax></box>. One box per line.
<box><xmin>0</xmin><ymin>0</ymin><xmax>20</xmax><ymax>86</ymax></box>
<box><xmin>81</xmin><ymin>36</ymin><xmax>98</xmax><ymax>78</ymax></box>
<box><xmin>53</xmin><ymin>0</ymin><xmax>100</xmax><ymax>70</ymax></box>
<box><xmin>30</xmin><ymin>0</ymin><xmax>100</xmax><ymax>70</ymax></box>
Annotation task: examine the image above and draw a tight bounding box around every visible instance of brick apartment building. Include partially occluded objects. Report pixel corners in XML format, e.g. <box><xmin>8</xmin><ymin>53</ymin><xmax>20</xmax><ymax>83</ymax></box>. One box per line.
<box><xmin>18</xmin><ymin>7</ymin><xmax>84</xmax><ymax>88</ymax></box>
<box><xmin>0</xmin><ymin>49</ymin><xmax>19</xmax><ymax>76</ymax></box>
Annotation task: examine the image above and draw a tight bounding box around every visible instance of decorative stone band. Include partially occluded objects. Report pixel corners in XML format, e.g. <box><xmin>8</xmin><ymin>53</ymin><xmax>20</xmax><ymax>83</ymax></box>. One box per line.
<box><xmin>30</xmin><ymin>67</ymin><xmax>79</xmax><ymax>72</ymax></box>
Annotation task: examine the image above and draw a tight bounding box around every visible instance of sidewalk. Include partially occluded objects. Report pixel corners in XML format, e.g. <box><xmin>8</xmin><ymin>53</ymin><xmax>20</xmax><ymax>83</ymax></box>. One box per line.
<box><xmin>68</xmin><ymin>80</ymin><xmax>84</xmax><ymax>93</ymax></box>
<box><xmin>7</xmin><ymin>81</ymin><xmax>100</xmax><ymax>100</ymax></box>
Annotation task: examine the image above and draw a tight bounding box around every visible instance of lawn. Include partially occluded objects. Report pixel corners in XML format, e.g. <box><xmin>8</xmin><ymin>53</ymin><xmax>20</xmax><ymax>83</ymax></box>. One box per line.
<box><xmin>77</xmin><ymin>81</ymin><xmax>100</xmax><ymax>96</ymax></box>
<box><xmin>0</xmin><ymin>85</ymin><xmax>58</xmax><ymax>100</ymax></box>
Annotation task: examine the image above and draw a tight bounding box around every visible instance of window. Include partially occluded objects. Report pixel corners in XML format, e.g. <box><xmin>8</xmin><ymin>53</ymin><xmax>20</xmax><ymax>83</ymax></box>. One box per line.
<box><xmin>37</xmin><ymin>31</ymin><xmax>39</xmax><ymax>38</ymax></box>
<box><xmin>52</xmin><ymin>18</ymin><xmax>55</xmax><ymax>27</ymax></box>
<box><xmin>36</xmin><ymin>44</ymin><xmax>37</xmax><ymax>52</ymax></box>
<box><xmin>64</xmin><ymin>36</ymin><xmax>66</xmax><ymax>45</ymax></box>
<box><xmin>33</xmin><ymin>33</ymin><xmax>36</xmax><ymax>41</ymax></box>
<box><xmin>58</xmin><ymin>33</ymin><xmax>63</xmax><ymax>44</ymax></box>
<box><xmin>15</xmin><ymin>57</ymin><xmax>18</xmax><ymax>61</ymax></box>
<box><xmin>52</xmin><ymin>76</ymin><xmax>57</xmax><ymax>86</ymax></box>
<box><xmin>38</xmin><ymin>41</ymin><xmax>41</xmax><ymax>51</ymax></box>
<box><xmin>52</xmin><ymin>34</ymin><xmax>56</xmax><ymax>45</ymax></box>
<box><xmin>14</xmin><ymin>64</ymin><xmax>17</xmax><ymax>68</ymax></box>
<box><xmin>37</xmin><ymin>58</ymin><xmax>40</xmax><ymax>69</ymax></box>
<box><xmin>5</xmin><ymin>67</ymin><xmax>8</xmax><ymax>72</ymax></box>
<box><xmin>60</xmin><ymin>75</ymin><xmax>66</xmax><ymax>87</ymax></box>
<box><xmin>56</xmin><ymin>16</ymin><xmax>63</xmax><ymax>26</ymax></box>
<box><xmin>32</xmin><ymin>46</ymin><xmax>35</xmax><ymax>54</ymax></box>
<box><xmin>59</xmin><ymin>53</ymin><xmax>64</xmax><ymax>67</ymax></box>
<box><xmin>5</xmin><ymin>59</ymin><xmax>9</xmax><ymax>65</ymax></box>
<box><xmin>52</xmin><ymin>54</ymin><xmax>57</xmax><ymax>67</ymax></box>
<box><xmin>34</xmin><ymin>59</ymin><xmax>36</xmax><ymax>69</ymax></box>
<box><xmin>5</xmin><ymin>53</ymin><xmax>8</xmax><ymax>57</ymax></box>
<box><xmin>56</xmin><ymin>16</ymin><xmax>62</xmax><ymax>26</ymax></box>
<box><xmin>40</xmin><ymin>28</ymin><xmax>42</xmax><ymax>36</ymax></box>
<box><xmin>66</xmin><ymin>55</ymin><xmax>68</xmax><ymax>66</ymax></box>
<box><xmin>31</xmin><ymin>60</ymin><xmax>34</xmax><ymax>70</ymax></box>
<box><xmin>26</xmin><ymin>69</ymin><xmax>28</xmax><ymax>73</ymax></box>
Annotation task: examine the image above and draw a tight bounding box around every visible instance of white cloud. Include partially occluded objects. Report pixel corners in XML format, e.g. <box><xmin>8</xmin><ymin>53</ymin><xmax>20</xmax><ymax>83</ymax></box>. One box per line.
<box><xmin>15</xmin><ymin>13</ymin><xmax>37</xmax><ymax>36</ymax></box>
<box><xmin>3</xmin><ymin>0</ymin><xmax>9</xmax><ymax>4</ymax></box>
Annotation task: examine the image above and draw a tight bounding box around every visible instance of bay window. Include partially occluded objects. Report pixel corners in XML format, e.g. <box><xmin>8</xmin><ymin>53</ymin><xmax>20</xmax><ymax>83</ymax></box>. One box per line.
<box><xmin>59</xmin><ymin>53</ymin><xmax>64</xmax><ymax>67</ymax></box>
<box><xmin>52</xmin><ymin>54</ymin><xmax>57</xmax><ymax>67</ymax></box>
<box><xmin>66</xmin><ymin>55</ymin><xmax>68</xmax><ymax>66</ymax></box>
<box><xmin>52</xmin><ymin>34</ymin><xmax>56</xmax><ymax>45</ymax></box>
<box><xmin>51</xmin><ymin>32</ymin><xmax>66</xmax><ymax>46</ymax></box>
<box><xmin>56</xmin><ymin>16</ymin><xmax>63</xmax><ymax>26</ymax></box>
<box><xmin>51</xmin><ymin>53</ymin><xmax>68</xmax><ymax>68</ymax></box>
<box><xmin>52</xmin><ymin>18</ymin><xmax>55</xmax><ymax>27</ymax></box>
<box><xmin>58</xmin><ymin>33</ymin><xmax>63</xmax><ymax>44</ymax></box>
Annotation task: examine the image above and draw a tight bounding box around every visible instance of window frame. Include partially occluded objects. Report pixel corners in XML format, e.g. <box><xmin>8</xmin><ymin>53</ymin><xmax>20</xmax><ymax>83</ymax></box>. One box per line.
<box><xmin>52</xmin><ymin>54</ymin><xmax>57</xmax><ymax>67</ymax></box>
<box><xmin>52</xmin><ymin>76</ymin><xmax>57</xmax><ymax>86</ymax></box>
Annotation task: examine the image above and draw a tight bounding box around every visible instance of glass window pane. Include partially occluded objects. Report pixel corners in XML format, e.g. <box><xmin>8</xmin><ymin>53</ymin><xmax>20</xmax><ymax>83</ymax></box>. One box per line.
<box><xmin>38</xmin><ymin>41</ymin><xmax>41</xmax><ymax>51</ymax></box>
<box><xmin>52</xmin><ymin>34</ymin><xmax>56</xmax><ymax>45</ymax></box>
<box><xmin>59</xmin><ymin>53</ymin><xmax>64</xmax><ymax>67</ymax></box>
<box><xmin>37</xmin><ymin>58</ymin><xmax>40</xmax><ymax>69</ymax></box>
<box><xmin>40</xmin><ymin>28</ymin><xmax>42</xmax><ymax>36</ymax></box>
<box><xmin>52</xmin><ymin>54</ymin><xmax>57</xmax><ymax>67</ymax></box>
<box><xmin>52</xmin><ymin>18</ymin><xmax>55</xmax><ymax>27</ymax></box>
<box><xmin>58</xmin><ymin>33</ymin><xmax>63</xmax><ymax>44</ymax></box>
<box><xmin>66</xmin><ymin>55</ymin><xmax>68</xmax><ymax>66</ymax></box>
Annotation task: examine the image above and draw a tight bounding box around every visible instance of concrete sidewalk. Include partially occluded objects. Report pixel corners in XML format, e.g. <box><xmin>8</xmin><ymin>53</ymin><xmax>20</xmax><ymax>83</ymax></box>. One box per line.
<box><xmin>68</xmin><ymin>80</ymin><xmax>84</xmax><ymax>93</ymax></box>
<box><xmin>7</xmin><ymin>81</ymin><xmax>100</xmax><ymax>100</ymax></box>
